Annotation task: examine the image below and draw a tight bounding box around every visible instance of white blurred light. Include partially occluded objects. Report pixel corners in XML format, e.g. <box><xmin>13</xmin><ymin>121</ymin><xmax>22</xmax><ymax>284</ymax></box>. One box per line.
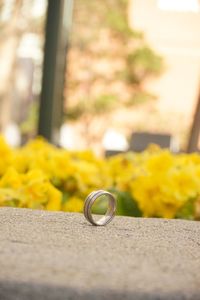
<box><xmin>3</xmin><ymin>123</ymin><xmax>21</xmax><ymax>147</ymax></box>
<box><xmin>0</xmin><ymin>0</ymin><xmax>15</xmax><ymax>22</ymax></box>
<box><xmin>32</xmin><ymin>0</ymin><xmax>47</xmax><ymax>18</ymax></box>
<box><xmin>170</xmin><ymin>136</ymin><xmax>180</xmax><ymax>153</ymax></box>
<box><xmin>59</xmin><ymin>123</ymin><xmax>76</xmax><ymax>150</ymax></box>
<box><xmin>17</xmin><ymin>34</ymin><xmax>42</xmax><ymax>61</ymax></box>
<box><xmin>158</xmin><ymin>0</ymin><xmax>200</xmax><ymax>12</ymax></box>
<box><xmin>102</xmin><ymin>129</ymin><xmax>128</xmax><ymax>151</ymax></box>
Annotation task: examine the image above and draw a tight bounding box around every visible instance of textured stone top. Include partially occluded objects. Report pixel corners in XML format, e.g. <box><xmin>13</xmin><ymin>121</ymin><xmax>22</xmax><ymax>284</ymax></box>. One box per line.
<box><xmin>0</xmin><ymin>207</ymin><xmax>200</xmax><ymax>300</ymax></box>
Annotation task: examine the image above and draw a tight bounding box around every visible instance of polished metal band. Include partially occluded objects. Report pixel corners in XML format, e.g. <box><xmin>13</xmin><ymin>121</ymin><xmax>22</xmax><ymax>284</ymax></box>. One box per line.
<box><xmin>83</xmin><ymin>190</ymin><xmax>116</xmax><ymax>226</ymax></box>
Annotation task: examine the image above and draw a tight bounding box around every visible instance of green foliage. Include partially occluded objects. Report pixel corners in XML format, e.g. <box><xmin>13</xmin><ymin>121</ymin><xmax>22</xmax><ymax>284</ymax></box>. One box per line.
<box><xmin>175</xmin><ymin>198</ymin><xmax>196</xmax><ymax>220</ymax></box>
<box><xmin>126</xmin><ymin>46</ymin><xmax>163</xmax><ymax>83</ymax></box>
<box><xmin>20</xmin><ymin>101</ymin><xmax>39</xmax><ymax>135</ymax></box>
<box><xmin>65</xmin><ymin>102</ymin><xmax>85</xmax><ymax>121</ymax></box>
<box><xmin>126</xmin><ymin>91</ymin><xmax>156</xmax><ymax>106</ymax></box>
<box><xmin>111</xmin><ymin>188</ymin><xmax>142</xmax><ymax>217</ymax></box>
<box><xmin>92</xmin><ymin>94</ymin><xmax>117</xmax><ymax>114</ymax></box>
<box><xmin>66</xmin><ymin>94</ymin><xmax>117</xmax><ymax>120</ymax></box>
<box><xmin>105</xmin><ymin>0</ymin><xmax>143</xmax><ymax>39</ymax></box>
<box><xmin>106</xmin><ymin>10</ymin><xmax>133</xmax><ymax>38</ymax></box>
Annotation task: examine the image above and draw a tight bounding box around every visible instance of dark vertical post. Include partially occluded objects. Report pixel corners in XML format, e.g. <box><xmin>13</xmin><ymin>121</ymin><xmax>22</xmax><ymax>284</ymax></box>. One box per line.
<box><xmin>187</xmin><ymin>87</ymin><xmax>200</xmax><ymax>153</ymax></box>
<box><xmin>38</xmin><ymin>0</ymin><xmax>73</xmax><ymax>143</ymax></box>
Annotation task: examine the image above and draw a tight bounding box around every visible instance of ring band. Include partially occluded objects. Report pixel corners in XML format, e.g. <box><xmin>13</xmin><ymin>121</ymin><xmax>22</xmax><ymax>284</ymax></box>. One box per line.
<box><xmin>83</xmin><ymin>190</ymin><xmax>116</xmax><ymax>226</ymax></box>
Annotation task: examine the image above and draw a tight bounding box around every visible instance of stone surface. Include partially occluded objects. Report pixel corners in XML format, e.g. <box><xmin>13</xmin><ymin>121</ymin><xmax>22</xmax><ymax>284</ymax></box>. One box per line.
<box><xmin>0</xmin><ymin>207</ymin><xmax>200</xmax><ymax>300</ymax></box>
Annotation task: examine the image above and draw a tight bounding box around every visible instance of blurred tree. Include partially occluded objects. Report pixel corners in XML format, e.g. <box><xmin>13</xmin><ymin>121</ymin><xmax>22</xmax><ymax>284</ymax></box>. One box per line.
<box><xmin>64</xmin><ymin>0</ymin><xmax>164</xmax><ymax>147</ymax></box>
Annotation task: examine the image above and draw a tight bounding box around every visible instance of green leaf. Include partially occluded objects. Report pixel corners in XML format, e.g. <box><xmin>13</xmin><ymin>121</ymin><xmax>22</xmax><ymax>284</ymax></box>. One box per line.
<box><xmin>62</xmin><ymin>192</ymin><xmax>70</xmax><ymax>205</ymax></box>
<box><xmin>109</xmin><ymin>188</ymin><xmax>142</xmax><ymax>217</ymax></box>
<box><xmin>175</xmin><ymin>198</ymin><xmax>196</xmax><ymax>220</ymax></box>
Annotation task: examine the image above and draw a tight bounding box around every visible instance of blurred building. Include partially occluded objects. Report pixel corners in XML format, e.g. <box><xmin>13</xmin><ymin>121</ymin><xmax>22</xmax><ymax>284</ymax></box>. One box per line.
<box><xmin>129</xmin><ymin>0</ymin><xmax>200</xmax><ymax>118</ymax></box>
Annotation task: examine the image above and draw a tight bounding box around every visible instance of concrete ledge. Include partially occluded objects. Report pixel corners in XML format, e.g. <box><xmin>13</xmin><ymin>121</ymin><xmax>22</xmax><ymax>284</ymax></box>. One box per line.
<box><xmin>0</xmin><ymin>207</ymin><xmax>200</xmax><ymax>300</ymax></box>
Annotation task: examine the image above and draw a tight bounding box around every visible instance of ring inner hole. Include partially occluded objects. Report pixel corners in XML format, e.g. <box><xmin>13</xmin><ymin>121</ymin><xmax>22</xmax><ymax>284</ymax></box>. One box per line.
<box><xmin>91</xmin><ymin>195</ymin><xmax>110</xmax><ymax>223</ymax></box>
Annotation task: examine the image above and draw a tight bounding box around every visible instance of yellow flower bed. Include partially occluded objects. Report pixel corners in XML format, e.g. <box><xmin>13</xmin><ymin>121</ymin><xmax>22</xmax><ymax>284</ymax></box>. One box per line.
<box><xmin>0</xmin><ymin>136</ymin><xmax>199</xmax><ymax>220</ymax></box>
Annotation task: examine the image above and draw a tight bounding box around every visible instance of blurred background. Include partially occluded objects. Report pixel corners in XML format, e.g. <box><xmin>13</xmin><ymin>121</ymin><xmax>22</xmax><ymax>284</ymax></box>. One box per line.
<box><xmin>1</xmin><ymin>0</ymin><xmax>200</xmax><ymax>156</ymax></box>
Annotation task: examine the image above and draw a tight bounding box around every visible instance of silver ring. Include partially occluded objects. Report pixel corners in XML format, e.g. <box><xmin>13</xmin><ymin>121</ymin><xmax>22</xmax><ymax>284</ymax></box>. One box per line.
<box><xmin>83</xmin><ymin>190</ymin><xmax>116</xmax><ymax>226</ymax></box>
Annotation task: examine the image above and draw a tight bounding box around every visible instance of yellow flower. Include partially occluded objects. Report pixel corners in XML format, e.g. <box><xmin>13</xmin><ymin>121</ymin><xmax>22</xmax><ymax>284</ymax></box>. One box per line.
<box><xmin>145</xmin><ymin>150</ymin><xmax>174</xmax><ymax>174</ymax></box>
<box><xmin>46</xmin><ymin>184</ymin><xmax>62</xmax><ymax>211</ymax></box>
<box><xmin>62</xmin><ymin>196</ymin><xmax>83</xmax><ymax>212</ymax></box>
<box><xmin>131</xmin><ymin>174</ymin><xmax>163</xmax><ymax>217</ymax></box>
<box><xmin>0</xmin><ymin>136</ymin><xmax>199</xmax><ymax>219</ymax></box>
<box><xmin>0</xmin><ymin>136</ymin><xmax>12</xmax><ymax>176</ymax></box>
<box><xmin>130</xmin><ymin>151</ymin><xmax>200</xmax><ymax>218</ymax></box>
<box><xmin>50</xmin><ymin>151</ymin><xmax>76</xmax><ymax>180</ymax></box>
<box><xmin>107</xmin><ymin>153</ymin><xmax>136</xmax><ymax>191</ymax></box>
<box><xmin>73</xmin><ymin>160</ymin><xmax>104</xmax><ymax>194</ymax></box>
<box><xmin>19</xmin><ymin>169</ymin><xmax>61</xmax><ymax>210</ymax></box>
<box><xmin>0</xmin><ymin>167</ymin><xmax>22</xmax><ymax>189</ymax></box>
<box><xmin>0</xmin><ymin>188</ymin><xmax>21</xmax><ymax>207</ymax></box>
